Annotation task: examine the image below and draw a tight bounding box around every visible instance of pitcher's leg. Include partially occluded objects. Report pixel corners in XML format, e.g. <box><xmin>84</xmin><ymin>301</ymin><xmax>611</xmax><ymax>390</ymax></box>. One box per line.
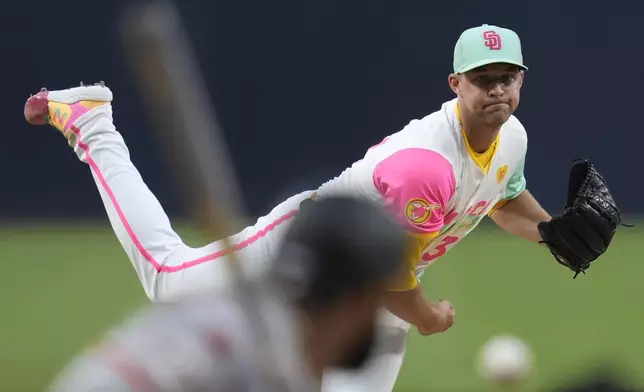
<box><xmin>25</xmin><ymin>84</ymin><xmax>229</xmax><ymax>300</ymax></box>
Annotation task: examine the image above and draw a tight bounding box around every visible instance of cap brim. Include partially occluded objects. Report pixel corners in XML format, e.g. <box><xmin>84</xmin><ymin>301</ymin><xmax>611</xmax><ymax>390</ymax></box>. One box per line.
<box><xmin>456</xmin><ymin>58</ymin><xmax>528</xmax><ymax>74</ymax></box>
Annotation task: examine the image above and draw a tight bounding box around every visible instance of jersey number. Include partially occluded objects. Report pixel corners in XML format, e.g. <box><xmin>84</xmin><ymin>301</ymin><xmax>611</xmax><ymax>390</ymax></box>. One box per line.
<box><xmin>422</xmin><ymin>236</ymin><xmax>459</xmax><ymax>263</ymax></box>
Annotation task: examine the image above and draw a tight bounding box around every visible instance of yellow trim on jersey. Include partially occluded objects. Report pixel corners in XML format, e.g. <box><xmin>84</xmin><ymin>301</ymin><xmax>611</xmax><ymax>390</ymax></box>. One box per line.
<box><xmin>455</xmin><ymin>103</ymin><xmax>500</xmax><ymax>174</ymax></box>
<box><xmin>487</xmin><ymin>199</ymin><xmax>508</xmax><ymax>216</ymax></box>
<box><xmin>409</xmin><ymin>231</ymin><xmax>440</xmax><ymax>240</ymax></box>
<box><xmin>387</xmin><ymin>231</ymin><xmax>441</xmax><ymax>292</ymax></box>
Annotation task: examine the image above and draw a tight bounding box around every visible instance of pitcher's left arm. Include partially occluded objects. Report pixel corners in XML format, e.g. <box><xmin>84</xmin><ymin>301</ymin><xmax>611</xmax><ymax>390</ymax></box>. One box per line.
<box><xmin>490</xmin><ymin>190</ymin><xmax>551</xmax><ymax>243</ymax></box>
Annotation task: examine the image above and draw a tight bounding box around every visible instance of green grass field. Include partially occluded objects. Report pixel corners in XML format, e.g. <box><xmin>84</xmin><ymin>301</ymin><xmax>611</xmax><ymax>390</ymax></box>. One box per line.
<box><xmin>0</xmin><ymin>220</ymin><xmax>642</xmax><ymax>391</ymax></box>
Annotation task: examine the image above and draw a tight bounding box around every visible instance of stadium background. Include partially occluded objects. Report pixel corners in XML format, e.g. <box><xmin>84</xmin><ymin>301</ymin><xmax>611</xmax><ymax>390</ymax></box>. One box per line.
<box><xmin>2</xmin><ymin>1</ymin><xmax>643</xmax><ymax>390</ymax></box>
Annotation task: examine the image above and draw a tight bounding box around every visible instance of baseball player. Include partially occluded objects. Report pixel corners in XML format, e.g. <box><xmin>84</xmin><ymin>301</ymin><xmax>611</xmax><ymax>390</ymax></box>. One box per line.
<box><xmin>25</xmin><ymin>23</ymin><xmax>623</xmax><ymax>392</ymax></box>
<box><xmin>47</xmin><ymin>196</ymin><xmax>408</xmax><ymax>392</ymax></box>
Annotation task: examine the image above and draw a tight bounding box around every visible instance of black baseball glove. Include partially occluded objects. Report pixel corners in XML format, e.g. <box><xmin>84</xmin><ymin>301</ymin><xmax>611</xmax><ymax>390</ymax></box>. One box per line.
<box><xmin>537</xmin><ymin>159</ymin><xmax>630</xmax><ymax>278</ymax></box>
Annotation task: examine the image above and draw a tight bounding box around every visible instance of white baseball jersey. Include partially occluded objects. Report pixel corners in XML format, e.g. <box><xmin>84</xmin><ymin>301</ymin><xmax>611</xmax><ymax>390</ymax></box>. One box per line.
<box><xmin>315</xmin><ymin>97</ymin><xmax>528</xmax><ymax>290</ymax></box>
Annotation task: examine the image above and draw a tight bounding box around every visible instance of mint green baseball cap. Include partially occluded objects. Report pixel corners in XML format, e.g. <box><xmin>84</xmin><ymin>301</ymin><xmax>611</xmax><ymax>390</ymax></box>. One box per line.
<box><xmin>453</xmin><ymin>24</ymin><xmax>527</xmax><ymax>74</ymax></box>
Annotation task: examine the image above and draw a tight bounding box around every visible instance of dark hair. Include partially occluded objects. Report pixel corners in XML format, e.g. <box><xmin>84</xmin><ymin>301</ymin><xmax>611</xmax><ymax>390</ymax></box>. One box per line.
<box><xmin>269</xmin><ymin>196</ymin><xmax>407</xmax><ymax>311</ymax></box>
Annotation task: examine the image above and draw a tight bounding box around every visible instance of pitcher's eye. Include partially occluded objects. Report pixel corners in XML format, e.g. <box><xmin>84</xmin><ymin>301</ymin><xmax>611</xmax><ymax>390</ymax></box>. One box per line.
<box><xmin>499</xmin><ymin>75</ymin><xmax>516</xmax><ymax>86</ymax></box>
<box><xmin>475</xmin><ymin>75</ymin><xmax>493</xmax><ymax>85</ymax></box>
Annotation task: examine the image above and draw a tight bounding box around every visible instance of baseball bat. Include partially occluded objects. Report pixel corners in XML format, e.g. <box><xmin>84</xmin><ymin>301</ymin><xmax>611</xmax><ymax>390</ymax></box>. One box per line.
<box><xmin>118</xmin><ymin>1</ymin><xmax>292</xmax><ymax>390</ymax></box>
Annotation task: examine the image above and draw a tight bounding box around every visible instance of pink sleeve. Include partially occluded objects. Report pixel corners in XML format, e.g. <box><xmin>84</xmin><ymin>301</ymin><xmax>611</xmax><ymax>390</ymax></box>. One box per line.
<box><xmin>373</xmin><ymin>148</ymin><xmax>456</xmax><ymax>235</ymax></box>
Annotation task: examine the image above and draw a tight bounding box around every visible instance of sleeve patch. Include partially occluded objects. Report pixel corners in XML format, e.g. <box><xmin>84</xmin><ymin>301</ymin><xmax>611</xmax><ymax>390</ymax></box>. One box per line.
<box><xmin>405</xmin><ymin>198</ymin><xmax>440</xmax><ymax>225</ymax></box>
